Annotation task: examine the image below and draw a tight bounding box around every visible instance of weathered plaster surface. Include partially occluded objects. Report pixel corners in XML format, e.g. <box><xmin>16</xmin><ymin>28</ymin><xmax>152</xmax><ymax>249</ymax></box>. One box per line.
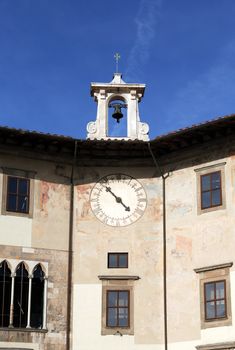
<box><xmin>0</xmin><ymin>154</ymin><xmax>70</xmax><ymax>251</ymax></box>
<box><xmin>32</xmin><ymin>180</ymin><xmax>70</xmax><ymax>250</ymax></box>
<box><xmin>72</xmin><ymin>155</ymin><xmax>235</xmax><ymax>349</ymax></box>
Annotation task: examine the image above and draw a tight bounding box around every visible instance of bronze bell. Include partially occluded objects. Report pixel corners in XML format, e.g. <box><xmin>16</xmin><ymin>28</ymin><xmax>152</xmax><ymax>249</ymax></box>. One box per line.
<box><xmin>112</xmin><ymin>104</ymin><xmax>123</xmax><ymax>123</ymax></box>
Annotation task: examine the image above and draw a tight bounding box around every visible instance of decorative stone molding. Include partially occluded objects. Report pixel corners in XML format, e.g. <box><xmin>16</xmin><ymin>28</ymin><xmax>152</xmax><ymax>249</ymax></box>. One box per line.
<box><xmin>138</xmin><ymin>122</ymin><xmax>149</xmax><ymax>136</ymax></box>
<box><xmin>86</xmin><ymin>121</ymin><xmax>97</xmax><ymax>135</ymax></box>
<box><xmin>196</xmin><ymin>341</ymin><xmax>235</xmax><ymax>349</ymax></box>
<box><xmin>194</xmin><ymin>262</ymin><xmax>233</xmax><ymax>273</ymax></box>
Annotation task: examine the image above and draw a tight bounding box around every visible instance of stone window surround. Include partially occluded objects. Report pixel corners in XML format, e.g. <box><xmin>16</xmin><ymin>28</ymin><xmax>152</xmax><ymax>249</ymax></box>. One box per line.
<box><xmin>1</xmin><ymin>167</ymin><xmax>36</xmax><ymax>218</ymax></box>
<box><xmin>194</xmin><ymin>262</ymin><xmax>233</xmax><ymax>329</ymax></box>
<box><xmin>194</xmin><ymin>162</ymin><xmax>226</xmax><ymax>215</ymax></box>
<box><xmin>0</xmin><ymin>258</ymin><xmax>48</xmax><ymax>331</ymax></box>
<box><xmin>99</xmin><ymin>275</ymin><xmax>140</xmax><ymax>336</ymax></box>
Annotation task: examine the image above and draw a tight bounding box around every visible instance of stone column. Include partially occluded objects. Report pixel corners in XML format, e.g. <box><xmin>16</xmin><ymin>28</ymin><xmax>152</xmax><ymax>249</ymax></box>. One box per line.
<box><xmin>26</xmin><ymin>274</ymin><xmax>32</xmax><ymax>328</ymax></box>
<box><xmin>43</xmin><ymin>277</ymin><xmax>48</xmax><ymax>329</ymax></box>
<box><xmin>127</xmin><ymin>91</ymin><xmax>138</xmax><ymax>139</ymax></box>
<box><xmin>9</xmin><ymin>273</ymin><xmax>15</xmax><ymax>327</ymax></box>
<box><xmin>97</xmin><ymin>90</ymin><xmax>107</xmax><ymax>138</ymax></box>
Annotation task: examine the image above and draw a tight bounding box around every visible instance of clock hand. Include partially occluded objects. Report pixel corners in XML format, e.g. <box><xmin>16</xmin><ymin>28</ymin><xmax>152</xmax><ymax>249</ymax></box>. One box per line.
<box><xmin>105</xmin><ymin>186</ymin><xmax>130</xmax><ymax>211</ymax></box>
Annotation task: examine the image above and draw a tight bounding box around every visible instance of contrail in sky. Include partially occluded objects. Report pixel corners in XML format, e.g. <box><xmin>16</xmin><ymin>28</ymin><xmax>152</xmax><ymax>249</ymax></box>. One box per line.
<box><xmin>125</xmin><ymin>0</ymin><xmax>162</xmax><ymax>82</ymax></box>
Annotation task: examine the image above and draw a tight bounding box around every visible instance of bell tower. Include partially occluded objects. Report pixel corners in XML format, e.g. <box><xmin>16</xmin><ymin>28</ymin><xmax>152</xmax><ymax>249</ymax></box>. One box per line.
<box><xmin>86</xmin><ymin>72</ymin><xmax>149</xmax><ymax>141</ymax></box>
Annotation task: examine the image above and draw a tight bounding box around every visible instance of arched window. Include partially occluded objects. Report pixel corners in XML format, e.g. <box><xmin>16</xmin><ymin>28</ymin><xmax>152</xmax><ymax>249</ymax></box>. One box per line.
<box><xmin>30</xmin><ymin>264</ymin><xmax>44</xmax><ymax>328</ymax></box>
<box><xmin>13</xmin><ymin>262</ymin><xmax>29</xmax><ymax>328</ymax></box>
<box><xmin>0</xmin><ymin>260</ymin><xmax>11</xmax><ymax>327</ymax></box>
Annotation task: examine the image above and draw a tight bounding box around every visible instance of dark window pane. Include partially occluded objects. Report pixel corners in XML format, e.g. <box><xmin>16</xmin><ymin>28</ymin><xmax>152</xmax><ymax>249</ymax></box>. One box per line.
<box><xmin>119</xmin><ymin>254</ymin><xmax>128</xmax><ymax>268</ymax></box>
<box><xmin>31</xmin><ymin>265</ymin><xmax>44</xmax><ymax>328</ymax></box>
<box><xmin>211</xmin><ymin>172</ymin><xmax>221</xmax><ymax>190</ymax></box>
<box><xmin>33</xmin><ymin>264</ymin><xmax>44</xmax><ymax>280</ymax></box>
<box><xmin>118</xmin><ymin>291</ymin><xmax>128</xmax><ymax>307</ymax></box>
<box><xmin>108</xmin><ymin>253</ymin><xmax>128</xmax><ymax>268</ymax></box>
<box><xmin>205</xmin><ymin>283</ymin><xmax>215</xmax><ymax>301</ymax></box>
<box><xmin>216</xmin><ymin>281</ymin><xmax>225</xmax><ymax>299</ymax></box>
<box><xmin>201</xmin><ymin>172</ymin><xmax>222</xmax><ymax>210</ymax></box>
<box><xmin>206</xmin><ymin>301</ymin><xmax>215</xmax><ymax>319</ymax></box>
<box><xmin>201</xmin><ymin>175</ymin><xmax>210</xmax><ymax>191</ymax></box>
<box><xmin>18</xmin><ymin>179</ymin><xmax>29</xmax><ymax>195</ymax></box>
<box><xmin>7</xmin><ymin>194</ymin><xmax>17</xmax><ymax>211</ymax></box>
<box><xmin>13</xmin><ymin>263</ymin><xmax>29</xmax><ymax>328</ymax></box>
<box><xmin>202</xmin><ymin>192</ymin><xmax>211</xmax><ymax>209</ymax></box>
<box><xmin>0</xmin><ymin>261</ymin><xmax>12</xmax><ymax>327</ymax></box>
<box><xmin>108</xmin><ymin>291</ymin><xmax>118</xmax><ymax>307</ymax></box>
<box><xmin>6</xmin><ymin>176</ymin><xmax>30</xmax><ymax>214</ymax></box>
<box><xmin>108</xmin><ymin>254</ymin><xmax>117</xmax><ymax>268</ymax></box>
<box><xmin>18</xmin><ymin>196</ymin><xmax>28</xmax><ymax>213</ymax></box>
<box><xmin>107</xmin><ymin>308</ymin><xmax>117</xmax><ymax>327</ymax></box>
<box><xmin>118</xmin><ymin>308</ymin><xmax>128</xmax><ymax>326</ymax></box>
<box><xmin>8</xmin><ymin>177</ymin><xmax>17</xmax><ymax>193</ymax></box>
<box><xmin>212</xmin><ymin>190</ymin><xmax>221</xmax><ymax>206</ymax></box>
<box><xmin>216</xmin><ymin>300</ymin><xmax>225</xmax><ymax>318</ymax></box>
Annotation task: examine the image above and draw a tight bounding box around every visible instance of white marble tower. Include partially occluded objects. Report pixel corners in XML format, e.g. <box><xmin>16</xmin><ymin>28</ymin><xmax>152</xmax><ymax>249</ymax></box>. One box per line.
<box><xmin>86</xmin><ymin>73</ymin><xmax>149</xmax><ymax>141</ymax></box>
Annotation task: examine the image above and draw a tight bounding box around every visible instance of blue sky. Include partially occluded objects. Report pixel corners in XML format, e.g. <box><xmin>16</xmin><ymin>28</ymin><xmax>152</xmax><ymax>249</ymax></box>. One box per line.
<box><xmin>0</xmin><ymin>0</ymin><xmax>235</xmax><ymax>139</ymax></box>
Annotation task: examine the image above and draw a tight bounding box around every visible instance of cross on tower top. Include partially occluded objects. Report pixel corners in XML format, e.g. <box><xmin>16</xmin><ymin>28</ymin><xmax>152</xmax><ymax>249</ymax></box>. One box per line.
<box><xmin>114</xmin><ymin>52</ymin><xmax>121</xmax><ymax>73</ymax></box>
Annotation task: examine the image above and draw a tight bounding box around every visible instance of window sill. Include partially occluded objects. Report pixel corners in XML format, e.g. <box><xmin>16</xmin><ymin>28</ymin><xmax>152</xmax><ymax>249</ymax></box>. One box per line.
<box><xmin>201</xmin><ymin>317</ymin><xmax>232</xmax><ymax>329</ymax></box>
<box><xmin>98</xmin><ymin>275</ymin><xmax>140</xmax><ymax>280</ymax></box>
<box><xmin>1</xmin><ymin>210</ymin><xmax>32</xmax><ymax>218</ymax></box>
<box><xmin>0</xmin><ymin>327</ymin><xmax>48</xmax><ymax>333</ymax></box>
<box><xmin>102</xmin><ymin>327</ymin><xmax>134</xmax><ymax>336</ymax></box>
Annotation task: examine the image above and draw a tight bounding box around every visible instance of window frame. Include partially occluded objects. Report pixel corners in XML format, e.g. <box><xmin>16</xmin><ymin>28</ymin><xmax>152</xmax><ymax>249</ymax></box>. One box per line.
<box><xmin>195</xmin><ymin>162</ymin><xmax>226</xmax><ymax>215</ymax></box>
<box><xmin>195</xmin><ymin>262</ymin><xmax>232</xmax><ymax>329</ymax></box>
<box><xmin>106</xmin><ymin>290</ymin><xmax>130</xmax><ymax>328</ymax></box>
<box><xmin>1</xmin><ymin>168</ymin><xmax>36</xmax><ymax>218</ymax></box>
<box><xmin>100</xmin><ymin>279</ymin><xmax>135</xmax><ymax>335</ymax></box>
<box><xmin>200</xmin><ymin>171</ymin><xmax>222</xmax><ymax>210</ymax></box>
<box><xmin>6</xmin><ymin>176</ymin><xmax>30</xmax><ymax>214</ymax></box>
<box><xmin>204</xmin><ymin>280</ymin><xmax>227</xmax><ymax>321</ymax></box>
<box><xmin>0</xmin><ymin>258</ymin><xmax>48</xmax><ymax>331</ymax></box>
<box><xmin>107</xmin><ymin>253</ymin><xmax>128</xmax><ymax>269</ymax></box>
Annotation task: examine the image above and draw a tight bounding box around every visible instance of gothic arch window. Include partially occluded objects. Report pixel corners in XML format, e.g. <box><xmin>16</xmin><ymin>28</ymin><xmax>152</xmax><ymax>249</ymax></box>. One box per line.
<box><xmin>108</xmin><ymin>97</ymin><xmax>127</xmax><ymax>137</ymax></box>
<box><xmin>30</xmin><ymin>264</ymin><xmax>44</xmax><ymax>328</ymax></box>
<box><xmin>13</xmin><ymin>262</ymin><xmax>29</xmax><ymax>328</ymax></box>
<box><xmin>0</xmin><ymin>260</ymin><xmax>12</xmax><ymax>327</ymax></box>
<box><xmin>0</xmin><ymin>259</ymin><xmax>47</xmax><ymax>329</ymax></box>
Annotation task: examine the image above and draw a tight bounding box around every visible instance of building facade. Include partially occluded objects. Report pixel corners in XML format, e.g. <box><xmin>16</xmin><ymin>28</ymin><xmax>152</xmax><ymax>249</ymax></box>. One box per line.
<box><xmin>0</xmin><ymin>74</ymin><xmax>235</xmax><ymax>350</ymax></box>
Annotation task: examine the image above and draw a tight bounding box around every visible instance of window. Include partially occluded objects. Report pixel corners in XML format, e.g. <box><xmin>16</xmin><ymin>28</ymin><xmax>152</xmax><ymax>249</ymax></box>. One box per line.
<box><xmin>195</xmin><ymin>162</ymin><xmax>226</xmax><ymax>214</ymax></box>
<box><xmin>1</xmin><ymin>168</ymin><xmax>35</xmax><ymax>217</ymax></box>
<box><xmin>106</xmin><ymin>290</ymin><xmax>129</xmax><ymax>327</ymax></box>
<box><xmin>31</xmin><ymin>265</ymin><xmax>45</xmax><ymax>328</ymax></box>
<box><xmin>6</xmin><ymin>176</ymin><xmax>30</xmax><ymax>214</ymax></box>
<box><xmin>13</xmin><ymin>262</ymin><xmax>29</xmax><ymax>328</ymax></box>
<box><xmin>194</xmin><ymin>262</ymin><xmax>232</xmax><ymax>329</ymax></box>
<box><xmin>0</xmin><ymin>259</ymin><xmax>47</xmax><ymax>330</ymax></box>
<box><xmin>201</xmin><ymin>171</ymin><xmax>222</xmax><ymax>209</ymax></box>
<box><xmin>0</xmin><ymin>260</ymin><xmax>11</xmax><ymax>327</ymax></box>
<box><xmin>108</xmin><ymin>253</ymin><xmax>128</xmax><ymax>268</ymax></box>
<box><xmin>204</xmin><ymin>280</ymin><xmax>226</xmax><ymax>320</ymax></box>
<box><xmin>99</xmin><ymin>275</ymin><xmax>139</xmax><ymax>335</ymax></box>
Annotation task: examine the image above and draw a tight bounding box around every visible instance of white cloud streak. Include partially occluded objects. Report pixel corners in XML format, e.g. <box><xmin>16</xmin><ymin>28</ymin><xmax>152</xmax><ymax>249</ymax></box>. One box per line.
<box><xmin>125</xmin><ymin>0</ymin><xmax>162</xmax><ymax>82</ymax></box>
<box><xmin>162</xmin><ymin>40</ymin><xmax>235</xmax><ymax>130</ymax></box>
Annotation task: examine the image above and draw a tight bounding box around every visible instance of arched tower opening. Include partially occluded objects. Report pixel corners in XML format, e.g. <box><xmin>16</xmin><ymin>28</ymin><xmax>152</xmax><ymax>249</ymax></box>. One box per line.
<box><xmin>107</xmin><ymin>96</ymin><xmax>127</xmax><ymax>138</ymax></box>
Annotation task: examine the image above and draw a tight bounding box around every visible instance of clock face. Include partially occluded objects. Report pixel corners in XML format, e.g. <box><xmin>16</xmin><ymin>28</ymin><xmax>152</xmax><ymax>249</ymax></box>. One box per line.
<box><xmin>90</xmin><ymin>174</ymin><xmax>147</xmax><ymax>227</ymax></box>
